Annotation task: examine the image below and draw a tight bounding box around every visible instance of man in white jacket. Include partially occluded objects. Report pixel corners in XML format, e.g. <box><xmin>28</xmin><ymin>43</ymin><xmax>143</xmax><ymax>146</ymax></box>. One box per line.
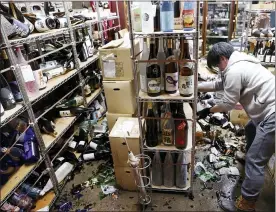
<box><xmin>197</xmin><ymin>42</ymin><xmax>275</xmax><ymax>212</ymax></box>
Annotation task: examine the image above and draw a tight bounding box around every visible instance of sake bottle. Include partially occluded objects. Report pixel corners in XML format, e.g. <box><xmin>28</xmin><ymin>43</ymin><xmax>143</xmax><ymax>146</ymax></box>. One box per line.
<box><xmin>163</xmin><ymin>152</ymin><xmax>175</xmax><ymax>187</ymax></box>
<box><xmin>151</xmin><ymin>150</ymin><xmax>163</xmax><ymax>186</ymax></box>
<box><xmin>175</xmin><ymin>153</ymin><xmax>188</xmax><ymax>188</ymax></box>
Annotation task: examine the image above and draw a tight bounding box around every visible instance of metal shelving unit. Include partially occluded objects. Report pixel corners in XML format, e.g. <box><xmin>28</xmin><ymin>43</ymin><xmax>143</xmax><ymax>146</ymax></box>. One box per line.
<box><xmin>0</xmin><ymin>1</ymin><xmax>120</xmax><ymax>209</ymax></box>
<box><xmin>127</xmin><ymin>1</ymin><xmax>199</xmax><ymax>196</ymax></box>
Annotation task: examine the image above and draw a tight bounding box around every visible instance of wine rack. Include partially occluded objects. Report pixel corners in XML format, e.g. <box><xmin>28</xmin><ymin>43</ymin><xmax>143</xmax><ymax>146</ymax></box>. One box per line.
<box><xmin>127</xmin><ymin>1</ymin><xmax>199</xmax><ymax>197</ymax></box>
<box><xmin>0</xmin><ymin>1</ymin><xmax>121</xmax><ymax>209</ymax></box>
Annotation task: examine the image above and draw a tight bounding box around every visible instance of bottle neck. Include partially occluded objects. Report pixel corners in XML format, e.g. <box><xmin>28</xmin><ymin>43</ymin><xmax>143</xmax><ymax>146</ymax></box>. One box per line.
<box><xmin>149</xmin><ymin>41</ymin><xmax>156</xmax><ymax>58</ymax></box>
<box><xmin>158</xmin><ymin>38</ymin><xmax>164</xmax><ymax>52</ymax></box>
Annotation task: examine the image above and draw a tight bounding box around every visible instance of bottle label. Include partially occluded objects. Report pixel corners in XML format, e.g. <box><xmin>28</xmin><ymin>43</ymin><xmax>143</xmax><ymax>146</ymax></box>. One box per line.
<box><xmin>257</xmin><ymin>54</ymin><xmax>265</xmax><ymax>62</ymax></box>
<box><xmin>75</xmin><ymin>96</ymin><xmax>84</xmax><ymax>106</ymax></box>
<box><xmin>179</xmin><ymin>75</ymin><xmax>193</xmax><ymax>95</ymax></box>
<box><xmin>271</xmin><ymin>56</ymin><xmax>275</xmax><ymax>63</ymax></box>
<box><xmin>68</xmin><ymin>141</ymin><xmax>77</xmax><ymax>149</ymax></box>
<box><xmin>59</xmin><ymin>110</ymin><xmax>72</xmax><ymax>117</ymax></box>
<box><xmin>175</xmin><ymin>121</ymin><xmax>186</xmax><ymax>147</ymax></box>
<box><xmin>147</xmin><ymin>77</ymin><xmax>161</xmax><ymax>94</ymax></box>
<box><xmin>57</xmin><ymin>157</ymin><xmax>65</xmax><ymax>162</ymax></box>
<box><xmin>89</xmin><ymin>142</ymin><xmax>98</xmax><ymax>150</ymax></box>
<box><xmin>161</xmin><ymin>11</ymin><xmax>173</xmax><ymax>31</ymax></box>
<box><xmin>165</xmin><ymin>72</ymin><xmax>178</xmax><ymax>92</ymax></box>
<box><xmin>83</xmin><ymin>153</ymin><xmax>95</xmax><ymax>160</ymax></box>
<box><xmin>265</xmin><ymin>55</ymin><xmax>271</xmax><ymax>63</ymax></box>
<box><xmin>20</xmin><ymin>65</ymin><xmax>35</xmax><ymax>82</ymax></box>
<box><xmin>82</xmin><ymin>43</ymin><xmax>89</xmax><ymax>59</ymax></box>
<box><xmin>162</xmin><ymin>129</ymin><xmax>173</xmax><ymax>145</ymax></box>
<box><xmin>35</xmin><ymin>19</ymin><xmax>50</xmax><ymax>32</ymax></box>
<box><xmin>85</xmin><ymin>37</ymin><xmax>94</xmax><ymax>57</ymax></box>
<box><xmin>79</xmin><ymin>141</ymin><xmax>85</xmax><ymax>146</ymax></box>
<box><xmin>183</xmin><ymin>2</ymin><xmax>195</xmax><ymax>29</ymax></box>
<box><xmin>140</xmin><ymin>74</ymin><xmax>147</xmax><ymax>92</ymax></box>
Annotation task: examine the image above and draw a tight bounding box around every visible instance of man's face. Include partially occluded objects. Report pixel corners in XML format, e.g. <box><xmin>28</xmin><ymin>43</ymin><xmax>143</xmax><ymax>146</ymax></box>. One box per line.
<box><xmin>216</xmin><ymin>56</ymin><xmax>229</xmax><ymax>71</ymax></box>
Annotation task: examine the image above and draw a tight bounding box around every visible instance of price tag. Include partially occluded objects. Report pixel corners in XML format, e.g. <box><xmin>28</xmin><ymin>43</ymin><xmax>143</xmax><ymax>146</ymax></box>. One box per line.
<box><xmin>103</xmin><ymin>60</ymin><xmax>116</xmax><ymax>78</ymax></box>
<box><xmin>20</xmin><ymin>65</ymin><xmax>35</xmax><ymax>82</ymax></box>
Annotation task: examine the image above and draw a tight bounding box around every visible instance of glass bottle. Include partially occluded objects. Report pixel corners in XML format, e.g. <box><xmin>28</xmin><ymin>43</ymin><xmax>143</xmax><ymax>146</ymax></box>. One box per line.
<box><xmin>145</xmin><ymin>102</ymin><xmax>158</xmax><ymax>147</ymax></box>
<box><xmin>162</xmin><ymin>102</ymin><xmax>174</xmax><ymax>146</ymax></box>
<box><xmin>174</xmin><ymin>103</ymin><xmax>188</xmax><ymax>149</ymax></box>
<box><xmin>157</xmin><ymin>37</ymin><xmax>166</xmax><ymax>91</ymax></box>
<box><xmin>0</xmin><ymin>73</ymin><xmax>16</xmax><ymax>110</ymax></box>
<box><xmin>165</xmin><ymin>38</ymin><xmax>178</xmax><ymax>94</ymax></box>
<box><xmin>140</xmin><ymin>39</ymin><xmax>149</xmax><ymax>93</ymax></box>
<box><xmin>83</xmin><ymin>27</ymin><xmax>94</xmax><ymax>57</ymax></box>
<box><xmin>147</xmin><ymin>38</ymin><xmax>161</xmax><ymax>97</ymax></box>
<box><xmin>179</xmin><ymin>38</ymin><xmax>193</xmax><ymax>97</ymax></box>
<box><xmin>151</xmin><ymin>150</ymin><xmax>163</xmax><ymax>186</ymax></box>
<box><xmin>154</xmin><ymin>2</ymin><xmax>161</xmax><ymax>32</ymax></box>
<box><xmin>160</xmin><ymin>1</ymin><xmax>174</xmax><ymax>32</ymax></box>
<box><xmin>175</xmin><ymin>153</ymin><xmax>188</xmax><ymax>188</ymax></box>
<box><xmin>163</xmin><ymin>152</ymin><xmax>175</xmax><ymax>187</ymax></box>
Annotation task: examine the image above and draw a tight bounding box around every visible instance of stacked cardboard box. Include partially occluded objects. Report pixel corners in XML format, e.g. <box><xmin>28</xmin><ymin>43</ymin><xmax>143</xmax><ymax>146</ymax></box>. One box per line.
<box><xmin>109</xmin><ymin>117</ymin><xmax>141</xmax><ymax>191</ymax></box>
<box><xmin>99</xmin><ymin>38</ymin><xmax>140</xmax><ymax>130</ymax></box>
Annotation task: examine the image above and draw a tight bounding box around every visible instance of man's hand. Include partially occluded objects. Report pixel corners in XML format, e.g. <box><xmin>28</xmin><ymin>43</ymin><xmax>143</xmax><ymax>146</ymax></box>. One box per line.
<box><xmin>197</xmin><ymin>107</ymin><xmax>211</xmax><ymax>119</ymax></box>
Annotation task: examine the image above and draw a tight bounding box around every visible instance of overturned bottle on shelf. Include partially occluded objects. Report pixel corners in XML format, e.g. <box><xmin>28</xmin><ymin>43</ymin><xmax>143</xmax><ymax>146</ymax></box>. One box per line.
<box><xmin>174</xmin><ymin>103</ymin><xmax>188</xmax><ymax>149</ymax></box>
<box><xmin>175</xmin><ymin>153</ymin><xmax>188</xmax><ymax>188</ymax></box>
<box><xmin>10</xmin><ymin>191</ymin><xmax>33</xmax><ymax>210</ymax></box>
<box><xmin>145</xmin><ymin>102</ymin><xmax>159</xmax><ymax>147</ymax></box>
<box><xmin>163</xmin><ymin>152</ymin><xmax>175</xmax><ymax>187</ymax></box>
<box><xmin>20</xmin><ymin>183</ymin><xmax>42</xmax><ymax>200</ymax></box>
<box><xmin>151</xmin><ymin>150</ymin><xmax>163</xmax><ymax>186</ymax></box>
<box><xmin>162</xmin><ymin>102</ymin><xmax>174</xmax><ymax>146</ymax></box>
<box><xmin>147</xmin><ymin>38</ymin><xmax>161</xmax><ymax>97</ymax></box>
<box><xmin>56</xmin><ymin>96</ymin><xmax>84</xmax><ymax>108</ymax></box>
<box><xmin>53</xmin><ymin>106</ymin><xmax>96</xmax><ymax>118</ymax></box>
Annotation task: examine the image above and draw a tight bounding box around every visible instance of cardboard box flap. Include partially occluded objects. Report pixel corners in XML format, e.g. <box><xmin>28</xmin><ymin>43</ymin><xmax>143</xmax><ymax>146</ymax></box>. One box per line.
<box><xmin>110</xmin><ymin>117</ymin><xmax>139</xmax><ymax>138</ymax></box>
<box><xmin>101</xmin><ymin>39</ymin><xmax>124</xmax><ymax>49</ymax></box>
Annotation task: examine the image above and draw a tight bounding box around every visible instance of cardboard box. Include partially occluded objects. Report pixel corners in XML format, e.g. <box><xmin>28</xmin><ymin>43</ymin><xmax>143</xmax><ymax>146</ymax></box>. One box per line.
<box><xmin>99</xmin><ymin>39</ymin><xmax>140</xmax><ymax>81</ymax></box>
<box><xmin>103</xmin><ymin>80</ymin><xmax>136</xmax><ymax>114</ymax></box>
<box><xmin>114</xmin><ymin>166</ymin><xmax>137</xmax><ymax>191</ymax></box>
<box><xmin>230</xmin><ymin>103</ymin><xmax>249</xmax><ymax>126</ymax></box>
<box><xmin>106</xmin><ymin>112</ymin><xmax>133</xmax><ymax>131</ymax></box>
<box><xmin>109</xmin><ymin>117</ymin><xmax>140</xmax><ymax>167</ymax></box>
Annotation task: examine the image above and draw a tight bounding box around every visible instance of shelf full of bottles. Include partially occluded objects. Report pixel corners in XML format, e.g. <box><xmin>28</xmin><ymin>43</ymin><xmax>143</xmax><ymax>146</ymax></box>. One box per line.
<box><xmin>127</xmin><ymin>1</ymin><xmax>199</xmax><ymax>193</ymax></box>
<box><xmin>0</xmin><ymin>1</ymin><xmax>118</xmax><ymax>210</ymax></box>
<box><xmin>241</xmin><ymin>1</ymin><xmax>276</xmax><ymax>68</ymax></box>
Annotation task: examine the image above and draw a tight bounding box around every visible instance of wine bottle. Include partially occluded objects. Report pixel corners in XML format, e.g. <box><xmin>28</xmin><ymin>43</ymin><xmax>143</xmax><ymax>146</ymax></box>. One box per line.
<box><xmin>160</xmin><ymin>1</ymin><xmax>174</xmax><ymax>32</ymax></box>
<box><xmin>163</xmin><ymin>152</ymin><xmax>175</xmax><ymax>187</ymax></box>
<box><xmin>0</xmin><ymin>74</ymin><xmax>16</xmax><ymax>110</ymax></box>
<box><xmin>68</xmin><ymin>140</ymin><xmax>78</xmax><ymax>151</ymax></box>
<box><xmin>157</xmin><ymin>37</ymin><xmax>166</xmax><ymax>91</ymax></box>
<box><xmin>140</xmin><ymin>39</ymin><xmax>149</xmax><ymax>93</ymax></box>
<box><xmin>271</xmin><ymin>41</ymin><xmax>275</xmax><ymax>63</ymax></box>
<box><xmin>56</xmin><ymin>96</ymin><xmax>84</xmax><ymax>108</ymax></box>
<box><xmin>175</xmin><ymin>153</ymin><xmax>188</xmax><ymax>188</ymax></box>
<box><xmin>151</xmin><ymin>150</ymin><xmax>163</xmax><ymax>186</ymax></box>
<box><xmin>82</xmin><ymin>150</ymin><xmax>109</xmax><ymax>161</ymax></box>
<box><xmin>0</xmin><ymin>102</ymin><xmax>4</xmax><ymax>116</ymax></box>
<box><xmin>89</xmin><ymin>140</ymin><xmax>110</xmax><ymax>152</ymax></box>
<box><xmin>257</xmin><ymin>41</ymin><xmax>265</xmax><ymax>62</ymax></box>
<box><xmin>145</xmin><ymin>102</ymin><xmax>159</xmax><ymax>147</ymax></box>
<box><xmin>52</xmin><ymin>157</ymin><xmax>66</xmax><ymax>170</ymax></box>
<box><xmin>154</xmin><ymin>2</ymin><xmax>161</xmax><ymax>32</ymax></box>
<box><xmin>83</xmin><ymin>27</ymin><xmax>94</xmax><ymax>57</ymax></box>
<box><xmin>179</xmin><ymin>38</ymin><xmax>193</xmax><ymax>97</ymax></box>
<box><xmin>162</xmin><ymin>102</ymin><xmax>174</xmax><ymax>146</ymax></box>
<box><xmin>38</xmin><ymin>117</ymin><xmax>57</xmax><ymax>137</ymax></box>
<box><xmin>147</xmin><ymin>38</ymin><xmax>161</xmax><ymax>97</ymax></box>
<box><xmin>53</xmin><ymin>106</ymin><xmax>96</xmax><ymax>118</ymax></box>
<box><xmin>174</xmin><ymin>1</ymin><xmax>182</xmax><ymax>30</ymax></box>
<box><xmin>76</xmin><ymin>29</ymin><xmax>89</xmax><ymax>62</ymax></box>
<box><xmin>10</xmin><ymin>191</ymin><xmax>33</xmax><ymax>210</ymax></box>
<box><xmin>174</xmin><ymin>103</ymin><xmax>188</xmax><ymax>149</ymax></box>
<box><xmin>20</xmin><ymin>183</ymin><xmax>42</xmax><ymax>200</ymax></box>
<box><xmin>165</xmin><ymin>38</ymin><xmax>178</xmax><ymax>94</ymax></box>
<box><xmin>15</xmin><ymin>46</ymin><xmax>39</xmax><ymax>97</ymax></box>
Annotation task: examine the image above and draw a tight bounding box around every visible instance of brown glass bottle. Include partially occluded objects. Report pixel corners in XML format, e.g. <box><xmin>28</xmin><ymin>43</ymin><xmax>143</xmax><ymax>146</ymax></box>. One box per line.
<box><xmin>174</xmin><ymin>103</ymin><xmax>188</xmax><ymax>149</ymax></box>
<box><xmin>165</xmin><ymin>38</ymin><xmax>178</xmax><ymax>94</ymax></box>
<box><xmin>179</xmin><ymin>38</ymin><xmax>193</xmax><ymax>97</ymax></box>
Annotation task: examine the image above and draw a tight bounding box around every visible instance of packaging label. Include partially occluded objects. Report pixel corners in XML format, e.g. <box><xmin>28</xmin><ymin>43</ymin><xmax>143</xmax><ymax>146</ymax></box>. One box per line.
<box><xmin>257</xmin><ymin>54</ymin><xmax>265</xmax><ymax>62</ymax></box>
<box><xmin>183</xmin><ymin>2</ymin><xmax>195</xmax><ymax>28</ymax></box>
<box><xmin>140</xmin><ymin>75</ymin><xmax>147</xmax><ymax>91</ymax></box>
<box><xmin>85</xmin><ymin>37</ymin><xmax>94</xmax><ymax>57</ymax></box>
<box><xmin>265</xmin><ymin>55</ymin><xmax>271</xmax><ymax>63</ymax></box>
<box><xmin>271</xmin><ymin>56</ymin><xmax>275</xmax><ymax>63</ymax></box>
<box><xmin>20</xmin><ymin>65</ymin><xmax>35</xmax><ymax>82</ymax></box>
<box><xmin>147</xmin><ymin>78</ymin><xmax>161</xmax><ymax>94</ymax></box>
<box><xmin>59</xmin><ymin>110</ymin><xmax>72</xmax><ymax>117</ymax></box>
<box><xmin>179</xmin><ymin>75</ymin><xmax>193</xmax><ymax>95</ymax></box>
<box><xmin>162</xmin><ymin>129</ymin><xmax>173</xmax><ymax>145</ymax></box>
<box><xmin>165</xmin><ymin>72</ymin><xmax>178</xmax><ymax>92</ymax></box>
<box><xmin>35</xmin><ymin>20</ymin><xmax>49</xmax><ymax>32</ymax></box>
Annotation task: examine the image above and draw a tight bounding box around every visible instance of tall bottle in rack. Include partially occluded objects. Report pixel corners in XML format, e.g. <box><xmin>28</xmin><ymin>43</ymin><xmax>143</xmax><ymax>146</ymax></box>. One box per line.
<box><xmin>175</xmin><ymin>153</ymin><xmax>188</xmax><ymax>188</ymax></box>
<box><xmin>182</xmin><ymin>1</ymin><xmax>196</xmax><ymax>31</ymax></box>
<box><xmin>154</xmin><ymin>2</ymin><xmax>161</xmax><ymax>32</ymax></box>
<box><xmin>162</xmin><ymin>102</ymin><xmax>174</xmax><ymax>146</ymax></box>
<box><xmin>174</xmin><ymin>103</ymin><xmax>188</xmax><ymax>149</ymax></box>
<box><xmin>163</xmin><ymin>152</ymin><xmax>175</xmax><ymax>187</ymax></box>
<box><xmin>145</xmin><ymin>102</ymin><xmax>158</xmax><ymax>147</ymax></box>
<box><xmin>165</xmin><ymin>38</ymin><xmax>178</xmax><ymax>94</ymax></box>
<box><xmin>160</xmin><ymin>1</ymin><xmax>174</xmax><ymax>32</ymax></box>
<box><xmin>83</xmin><ymin>27</ymin><xmax>94</xmax><ymax>57</ymax></box>
<box><xmin>157</xmin><ymin>37</ymin><xmax>166</xmax><ymax>91</ymax></box>
<box><xmin>140</xmin><ymin>39</ymin><xmax>149</xmax><ymax>93</ymax></box>
<box><xmin>151</xmin><ymin>150</ymin><xmax>163</xmax><ymax>186</ymax></box>
<box><xmin>15</xmin><ymin>46</ymin><xmax>39</xmax><ymax>98</ymax></box>
<box><xmin>179</xmin><ymin>38</ymin><xmax>193</xmax><ymax>97</ymax></box>
<box><xmin>147</xmin><ymin>38</ymin><xmax>161</xmax><ymax>97</ymax></box>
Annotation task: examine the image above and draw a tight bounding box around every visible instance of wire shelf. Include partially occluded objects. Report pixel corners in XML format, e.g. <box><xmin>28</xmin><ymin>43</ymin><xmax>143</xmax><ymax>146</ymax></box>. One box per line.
<box><xmin>0</xmin><ymin>103</ymin><xmax>26</xmax><ymax>127</ymax></box>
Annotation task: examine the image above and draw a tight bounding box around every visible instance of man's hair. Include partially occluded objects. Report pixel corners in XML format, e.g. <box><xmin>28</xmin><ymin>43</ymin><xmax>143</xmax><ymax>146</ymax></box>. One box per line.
<box><xmin>207</xmin><ymin>42</ymin><xmax>234</xmax><ymax>69</ymax></box>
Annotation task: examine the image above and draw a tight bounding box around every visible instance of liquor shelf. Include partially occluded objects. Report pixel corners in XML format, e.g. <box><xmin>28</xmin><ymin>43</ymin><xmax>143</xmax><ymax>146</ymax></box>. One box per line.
<box><xmin>139</xmin><ymin>90</ymin><xmax>194</xmax><ymax>102</ymax></box>
<box><xmin>34</xmin><ymin>191</ymin><xmax>56</xmax><ymax>211</ymax></box>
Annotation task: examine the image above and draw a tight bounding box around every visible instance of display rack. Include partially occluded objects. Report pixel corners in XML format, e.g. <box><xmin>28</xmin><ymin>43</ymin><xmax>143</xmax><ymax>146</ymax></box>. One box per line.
<box><xmin>127</xmin><ymin>1</ymin><xmax>199</xmax><ymax>196</ymax></box>
<box><xmin>0</xmin><ymin>1</ymin><xmax>120</xmax><ymax>209</ymax></box>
